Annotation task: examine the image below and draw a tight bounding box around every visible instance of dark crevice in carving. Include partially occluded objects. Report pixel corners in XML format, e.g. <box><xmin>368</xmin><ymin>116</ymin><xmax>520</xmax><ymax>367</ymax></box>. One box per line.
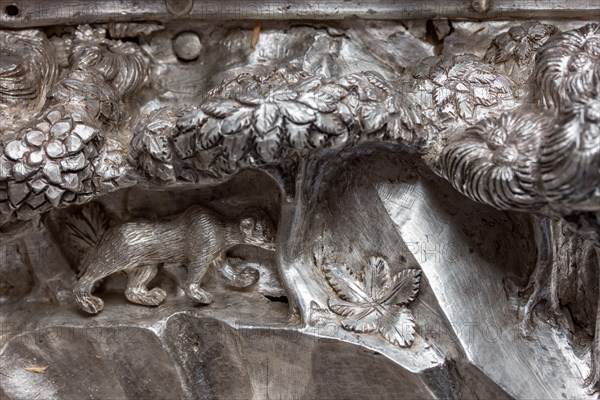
<box><xmin>264</xmin><ymin>294</ymin><xmax>289</xmax><ymax>304</ymax></box>
<box><xmin>425</xmin><ymin>19</ymin><xmax>454</xmax><ymax>56</ymax></box>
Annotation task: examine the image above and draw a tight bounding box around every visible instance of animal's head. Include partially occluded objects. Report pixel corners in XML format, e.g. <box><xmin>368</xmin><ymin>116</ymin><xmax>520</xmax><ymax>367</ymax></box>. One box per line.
<box><xmin>238</xmin><ymin>213</ymin><xmax>276</xmax><ymax>251</ymax></box>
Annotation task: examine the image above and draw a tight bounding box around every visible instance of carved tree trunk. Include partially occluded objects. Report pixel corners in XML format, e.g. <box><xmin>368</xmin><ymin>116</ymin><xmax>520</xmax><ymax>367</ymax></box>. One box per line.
<box><xmin>275</xmin><ymin>158</ymin><xmax>329</xmax><ymax>324</ymax></box>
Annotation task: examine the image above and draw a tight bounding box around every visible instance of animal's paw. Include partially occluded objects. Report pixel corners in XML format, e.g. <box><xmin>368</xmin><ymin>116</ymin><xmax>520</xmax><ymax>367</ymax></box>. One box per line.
<box><xmin>186</xmin><ymin>283</ymin><xmax>214</xmax><ymax>305</ymax></box>
<box><xmin>74</xmin><ymin>292</ymin><xmax>104</xmax><ymax>314</ymax></box>
<box><xmin>125</xmin><ymin>287</ymin><xmax>167</xmax><ymax>306</ymax></box>
<box><xmin>222</xmin><ymin>266</ymin><xmax>260</xmax><ymax>288</ymax></box>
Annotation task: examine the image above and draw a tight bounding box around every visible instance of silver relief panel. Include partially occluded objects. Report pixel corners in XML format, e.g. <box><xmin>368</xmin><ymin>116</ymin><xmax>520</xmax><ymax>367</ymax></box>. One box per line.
<box><xmin>0</xmin><ymin>2</ymin><xmax>599</xmax><ymax>399</ymax></box>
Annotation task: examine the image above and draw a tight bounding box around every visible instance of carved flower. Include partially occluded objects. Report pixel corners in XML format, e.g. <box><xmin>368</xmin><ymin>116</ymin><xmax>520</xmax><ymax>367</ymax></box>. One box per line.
<box><xmin>324</xmin><ymin>256</ymin><xmax>421</xmax><ymax>347</ymax></box>
<box><xmin>441</xmin><ymin>112</ymin><xmax>549</xmax><ymax>210</ymax></box>
<box><xmin>534</xmin><ymin>23</ymin><xmax>600</xmax><ymax>110</ymax></box>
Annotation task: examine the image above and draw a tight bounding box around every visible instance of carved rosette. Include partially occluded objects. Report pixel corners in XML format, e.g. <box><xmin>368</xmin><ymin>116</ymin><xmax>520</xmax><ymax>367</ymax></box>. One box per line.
<box><xmin>441</xmin><ymin>112</ymin><xmax>548</xmax><ymax>210</ymax></box>
<box><xmin>535</xmin><ymin>23</ymin><xmax>600</xmax><ymax>110</ymax></box>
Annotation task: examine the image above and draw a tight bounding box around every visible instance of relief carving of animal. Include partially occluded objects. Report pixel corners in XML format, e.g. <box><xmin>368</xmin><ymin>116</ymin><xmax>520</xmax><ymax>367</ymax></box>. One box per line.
<box><xmin>73</xmin><ymin>205</ymin><xmax>275</xmax><ymax>314</ymax></box>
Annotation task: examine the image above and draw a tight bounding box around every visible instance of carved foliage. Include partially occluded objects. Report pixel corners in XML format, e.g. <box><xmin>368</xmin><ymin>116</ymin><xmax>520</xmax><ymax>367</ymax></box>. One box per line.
<box><xmin>484</xmin><ymin>22</ymin><xmax>559</xmax><ymax>80</ymax></box>
<box><xmin>324</xmin><ymin>256</ymin><xmax>421</xmax><ymax>347</ymax></box>
<box><xmin>535</xmin><ymin>23</ymin><xmax>600</xmax><ymax>110</ymax></box>
<box><xmin>407</xmin><ymin>54</ymin><xmax>515</xmax><ymax>128</ymax></box>
<box><xmin>441</xmin><ymin>112</ymin><xmax>549</xmax><ymax>210</ymax></box>
<box><xmin>131</xmin><ymin>69</ymin><xmax>421</xmax><ymax>181</ymax></box>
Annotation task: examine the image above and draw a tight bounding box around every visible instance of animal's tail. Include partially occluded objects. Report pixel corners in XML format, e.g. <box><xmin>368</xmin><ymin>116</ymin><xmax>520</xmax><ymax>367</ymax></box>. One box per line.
<box><xmin>64</xmin><ymin>202</ymin><xmax>109</xmax><ymax>276</ymax></box>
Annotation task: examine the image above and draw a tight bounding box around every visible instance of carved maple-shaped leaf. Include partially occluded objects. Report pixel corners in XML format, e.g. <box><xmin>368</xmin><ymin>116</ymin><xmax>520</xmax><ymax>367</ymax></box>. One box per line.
<box><xmin>379</xmin><ymin>306</ymin><xmax>415</xmax><ymax>347</ymax></box>
<box><xmin>324</xmin><ymin>256</ymin><xmax>422</xmax><ymax>347</ymax></box>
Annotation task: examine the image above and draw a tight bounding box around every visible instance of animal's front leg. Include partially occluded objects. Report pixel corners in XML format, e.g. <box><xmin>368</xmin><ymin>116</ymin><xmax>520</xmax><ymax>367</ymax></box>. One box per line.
<box><xmin>184</xmin><ymin>255</ymin><xmax>216</xmax><ymax>305</ymax></box>
<box><xmin>124</xmin><ymin>264</ymin><xmax>167</xmax><ymax>307</ymax></box>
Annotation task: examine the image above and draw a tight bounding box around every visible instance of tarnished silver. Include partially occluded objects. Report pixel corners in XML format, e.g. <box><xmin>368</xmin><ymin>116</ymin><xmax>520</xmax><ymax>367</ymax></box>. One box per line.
<box><xmin>0</xmin><ymin>4</ymin><xmax>599</xmax><ymax>399</ymax></box>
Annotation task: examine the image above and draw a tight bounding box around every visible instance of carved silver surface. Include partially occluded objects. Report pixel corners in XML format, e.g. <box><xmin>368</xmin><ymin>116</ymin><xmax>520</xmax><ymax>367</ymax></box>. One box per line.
<box><xmin>0</xmin><ymin>2</ymin><xmax>599</xmax><ymax>399</ymax></box>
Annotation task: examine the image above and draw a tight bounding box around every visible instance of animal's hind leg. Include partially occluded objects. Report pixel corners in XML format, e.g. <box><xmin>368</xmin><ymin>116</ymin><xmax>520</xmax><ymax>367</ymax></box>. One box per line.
<box><xmin>125</xmin><ymin>265</ymin><xmax>167</xmax><ymax>307</ymax></box>
<box><xmin>74</xmin><ymin>265</ymin><xmax>114</xmax><ymax>314</ymax></box>
<box><xmin>185</xmin><ymin>256</ymin><xmax>217</xmax><ymax>305</ymax></box>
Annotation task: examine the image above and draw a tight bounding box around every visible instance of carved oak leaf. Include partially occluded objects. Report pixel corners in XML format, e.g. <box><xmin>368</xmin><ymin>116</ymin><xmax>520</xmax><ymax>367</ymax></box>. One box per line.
<box><xmin>324</xmin><ymin>256</ymin><xmax>421</xmax><ymax>347</ymax></box>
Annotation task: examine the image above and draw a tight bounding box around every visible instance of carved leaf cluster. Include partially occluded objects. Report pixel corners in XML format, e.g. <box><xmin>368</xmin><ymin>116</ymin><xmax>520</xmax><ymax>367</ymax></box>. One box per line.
<box><xmin>324</xmin><ymin>256</ymin><xmax>421</xmax><ymax>347</ymax></box>
<box><xmin>130</xmin><ymin>68</ymin><xmax>422</xmax><ymax>182</ymax></box>
<box><xmin>442</xmin><ymin>24</ymin><xmax>600</xmax><ymax>215</ymax></box>
<box><xmin>0</xmin><ymin>26</ymin><xmax>149</xmax><ymax>218</ymax></box>
<box><xmin>408</xmin><ymin>54</ymin><xmax>515</xmax><ymax>126</ymax></box>
<box><xmin>484</xmin><ymin>22</ymin><xmax>559</xmax><ymax>77</ymax></box>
